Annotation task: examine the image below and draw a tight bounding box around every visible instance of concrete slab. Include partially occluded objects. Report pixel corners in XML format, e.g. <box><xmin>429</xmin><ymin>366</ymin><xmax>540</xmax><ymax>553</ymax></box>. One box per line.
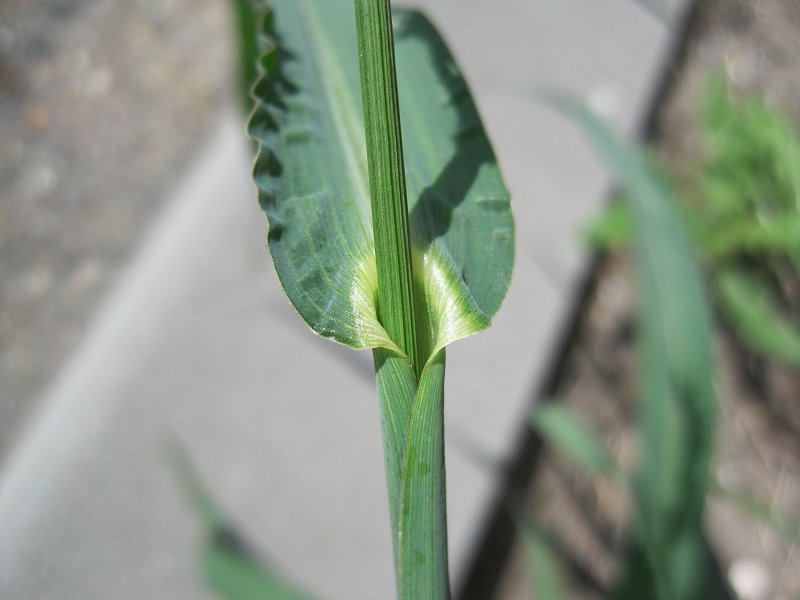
<box><xmin>0</xmin><ymin>1</ymin><xmax>690</xmax><ymax>598</ymax></box>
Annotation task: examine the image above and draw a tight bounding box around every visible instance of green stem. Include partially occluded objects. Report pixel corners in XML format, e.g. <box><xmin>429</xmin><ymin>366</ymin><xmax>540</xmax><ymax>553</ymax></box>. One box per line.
<box><xmin>354</xmin><ymin>2</ymin><xmax>450</xmax><ymax>597</ymax></box>
<box><xmin>353</xmin><ymin>0</ymin><xmax>421</xmax><ymax>377</ymax></box>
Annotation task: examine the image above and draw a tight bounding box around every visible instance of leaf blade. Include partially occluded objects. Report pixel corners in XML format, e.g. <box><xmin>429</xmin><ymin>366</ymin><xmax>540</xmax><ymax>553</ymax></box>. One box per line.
<box><xmin>248</xmin><ymin>1</ymin><xmax>514</xmax><ymax>356</ymax></box>
<box><xmin>169</xmin><ymin>446</ymin><xmax>313</xmax><ymax>600</ymax></box>
<box><xmin>531</xmin><ymin>403</ymin><xmax>617</xmax><ymax>478</ymax></box>
<box><xmin>715</xmin><ymin>268</ymin><xmax>800</xmax><ymax>367</ymax></box>
<box><xmin>546</xmin><ymin>96</ymin><xmax>716</xmax><ymax>599</ymax></box>
<box><xmin>519</xmin><ymin>521</ymin><xmax>567</xmax><ymax>600</ymax></box>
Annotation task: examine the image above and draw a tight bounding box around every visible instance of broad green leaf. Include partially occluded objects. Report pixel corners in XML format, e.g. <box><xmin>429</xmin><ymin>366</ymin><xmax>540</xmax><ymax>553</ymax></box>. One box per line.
<box><xmin>531</xmin><ymin>403</ymin><xmax>617</xmax><ymax>478</ymax></box>
<box><xmin>248</xmin><ymin>0</ymin><xmax>513</xmax><ymax>359</ymax></box>
<box><xmin>169</xmin><ymin>446</ymin><xmax>313</xmax><ymax>600</ymax></box>
<box><xmin>715</xmin><ymin>268</ymin><xmax>800</xmax><ymax>368</ymax></box>
<box><xmin>547</xmin><ymin>97</ymin><xmax>715</xmax><ymax>600</ymax></box>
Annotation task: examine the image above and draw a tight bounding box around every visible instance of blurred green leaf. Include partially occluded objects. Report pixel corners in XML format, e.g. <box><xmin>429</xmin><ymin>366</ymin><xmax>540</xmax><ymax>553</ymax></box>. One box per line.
<box><xmin>715</xmin><ymin>268</ymin><xmax>800</xmax><ymax>368</ymax></box>
<box><xmin>545</xmin><ymin>95</ymin><xmax>716</xmax><ymax>600</ymax></box>
<box><xmin>583</xmin><ymin>199</ymin><xmax>632</xmax><ymax>249</ymax></box>
<box><xmin>203</xmin><ymin>536</ymin><xmax>313</xmax><ymax>600</ymax></box>
<box><xmin>519</xmin><ymin>520</ymin><xmax>567</xmax><ymax>600</ymax></box>
<box><xmin>169</xmin><ymin>445</ymin><xmax>313</xmax><ymax>600</ymax></box>
<box><xmin>585</xmin><ymin>75</ymin><xmax>800</xmax><ymax>373</ymax></box>
<box><xmin>248</xmin><ymin>1</ymin><xmax>512</xmax><ymax>353</ymax></box>
<box><xmin>698</xmin><ymin>75</ymin><xmax>800</xmax><ymax>225</ymax></box>
<box><xmin>693</xmin><ymin>77</ymin><xmax>800</xmax><ymax>369</ymax></box>
<box><xmin>701</xmin><ymin>214</ymin><xmax>800</xmax><ymax>262</ymax></box>
<box><xmin>531</xmin><ymin>403</ymin><xmax>617</xmax><ymax>478</ymax></box>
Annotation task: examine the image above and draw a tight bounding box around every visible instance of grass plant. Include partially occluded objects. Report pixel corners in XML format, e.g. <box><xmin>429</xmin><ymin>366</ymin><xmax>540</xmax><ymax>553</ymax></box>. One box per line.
<box><xmin>588</xmin><ymin>75</ymin><xmax>800</xmax><ymax>369</ymax></box>
<box><xmin>217</xmin><ymin>0</ymin><xmax>514</xmax><ymax>598</ymax></box>
<box><xmin>528</xmin><ymin>97</ymin><xmax>716</xmax><ymax>599</ymax></box>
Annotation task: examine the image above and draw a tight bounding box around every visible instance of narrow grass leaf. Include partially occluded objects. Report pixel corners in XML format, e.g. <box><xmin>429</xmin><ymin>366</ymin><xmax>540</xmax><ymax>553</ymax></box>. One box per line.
<box><xmin>519</xmin><ymin>521</ymin><xmax>567</xmax><ymax>600</ymax></box>
<box><xmin>699</xmin><ymin>75</ymin><xmax>800</xmax><ymax>221</ymax></box>
<box><xmin>169</xmin><ymin>446</ymin><xmax>313</xmax><ymax>600</ymax></box>
<box><xmin>715</xmin><ymin>268</ymin><xmax>800</xmax><ymax>368</ymax></box>
<box><xmin>203</xmin><ymin>541</ymin><xmax>314</xmax><ymax>600</ymax></box>
<box><xmin>545</xmin><ymin>96</ymin><xmax>715</xmax><ymax>599</ymax></box>
<box><xmin>701</xmin><ymin>214</ymin><xmax>800</xmax><ymax>261</ymax></box>
<box><xmin>531</xmin><ymin>403</ymin><xmax>617</xmax><ymax>478</ymax></box>
<box><xmin>583</xmin><ymin>198</ymin><xmax>631</xmax><ymax>249</ymax></box>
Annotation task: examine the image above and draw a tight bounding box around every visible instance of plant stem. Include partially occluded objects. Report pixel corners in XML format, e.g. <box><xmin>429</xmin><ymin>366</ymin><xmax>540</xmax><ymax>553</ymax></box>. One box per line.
<box><xmin>354</xmin><ymin>2</ymin><xmax>450</xmax><ymax>597</ymax></box>
<box><xmin>353</xmin><ymin>0</ymin><xmax>421</xmax><ymax>376</ymax></box>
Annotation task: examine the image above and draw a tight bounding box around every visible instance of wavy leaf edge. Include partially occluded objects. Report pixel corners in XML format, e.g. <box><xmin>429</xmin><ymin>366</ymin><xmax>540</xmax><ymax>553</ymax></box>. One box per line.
<box><xmin>247</xmin><ymin>1</ymin><xmax>507</xmax><ymax>373</ymax></box>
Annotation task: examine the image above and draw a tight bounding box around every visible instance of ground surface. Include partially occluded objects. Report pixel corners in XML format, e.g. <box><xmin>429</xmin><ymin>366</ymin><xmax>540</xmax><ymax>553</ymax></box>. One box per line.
<box><xmin>0</xmin><ymin>0</ymin><xmax>232</xmax><ymax>457</ymax></box>
<box><xmin>497</xmin><ymin>0</ymin><xmax>800</xmax><ymax>598</ymax></box>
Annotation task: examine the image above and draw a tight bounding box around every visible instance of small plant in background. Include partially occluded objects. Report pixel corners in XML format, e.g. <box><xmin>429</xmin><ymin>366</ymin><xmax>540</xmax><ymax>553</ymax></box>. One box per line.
<box><xmin>525</xmin><ymin>96</ymin><xmax>800</xmax><ymax>600</ymax></box>
<box><xmin>527</xmin><ymin>99</ymin><xmax>717</xmax><ymax>600</ymax></box>
<box><xmin>588</xmin><ymin>74</ymin><xmax>800</xmax><ymax>369</ymax></box>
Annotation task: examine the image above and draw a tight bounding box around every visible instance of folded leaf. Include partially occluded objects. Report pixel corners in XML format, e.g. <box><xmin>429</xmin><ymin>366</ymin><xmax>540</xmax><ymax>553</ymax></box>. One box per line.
<box><xmin>531</xmin><ymin>402</ymin><xmax>617</xmax><ymax>478</ymax></box>
<box><xmin>701</xmin><ymin>214</ymin><xmax>800</xmax><ymax>262</ymax></box>
<box><xmin>248</xmin><ymin>0</ymin><xmax>513</xmax><ymax>360</ymax></box>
